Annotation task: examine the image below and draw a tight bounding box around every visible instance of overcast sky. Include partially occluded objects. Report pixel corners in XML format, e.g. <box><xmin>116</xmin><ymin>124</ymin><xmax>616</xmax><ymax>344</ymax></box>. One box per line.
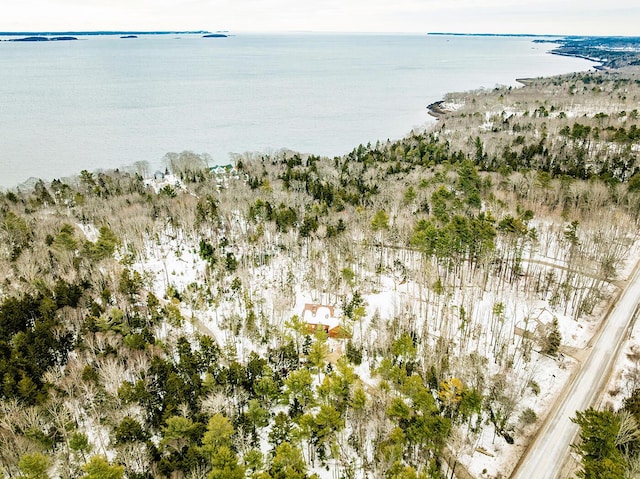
<box><xmin>3</xmin><ymin>0</ymin><xmax>638</xmax><ymax>36</ymax></box>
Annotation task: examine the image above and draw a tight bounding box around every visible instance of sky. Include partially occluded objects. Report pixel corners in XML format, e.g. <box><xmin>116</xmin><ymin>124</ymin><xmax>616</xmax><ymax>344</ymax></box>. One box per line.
<box><xmin>2</xmin><ymin>0</ymin><xmax>638</xmax><ymax>36</ymax></box>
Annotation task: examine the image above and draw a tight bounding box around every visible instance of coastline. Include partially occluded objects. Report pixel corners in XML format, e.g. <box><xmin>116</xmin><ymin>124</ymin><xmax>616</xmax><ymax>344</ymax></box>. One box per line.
<box><xmin>425</xmin><ymin>44</ymin><xmax>606</xmax><ymax>120</ymax></box>
<box><xmin>0</xmin><ymin>34</ymin><xmax>624</xmax><ymax>190</ymax></box>
<box><xmin>545</xmin><ymin>36</ymin><xmax>640</xmax><ymax>70</ymax></box>
<box><xmin>426</xmin><ymin>100</ymin><xmax>451</xmax><ymax>118</ymax></box>
<box><xmin>426</xmin><ymin>77</ymin><xmax>537</xmax><ymax>118</ymax></box>
<box><xmin>425</xmin><ymin>35</ymin><xmax>640</xmax><ymax>121</ymax></box>
<box><xmin>549</xmin><ymin>50</ymin><xmax>606</xmax><ymax>70</ymax></box>
<box><xmin>515</xmin><ymin>77</ymin><xmax>534</xmax><ymax>86</ymax></box>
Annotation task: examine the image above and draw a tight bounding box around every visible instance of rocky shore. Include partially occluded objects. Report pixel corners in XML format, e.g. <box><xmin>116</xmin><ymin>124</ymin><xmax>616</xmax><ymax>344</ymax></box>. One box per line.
<box><xmin>427</xmin><ymin>100</ymin><xmax>451</xmax><ymax>118</ymax></box>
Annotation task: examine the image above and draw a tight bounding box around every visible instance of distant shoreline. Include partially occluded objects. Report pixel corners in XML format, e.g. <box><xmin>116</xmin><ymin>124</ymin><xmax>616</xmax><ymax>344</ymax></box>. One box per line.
<box><xmin>426</xmin><ymin>101</ymin><xmax>450</xmax><ymax>118</ymax></box>
<box><xmin>0</xmin><ymin>30</ymin><xmax>210</xmax><ymax>36</ymax></box>
<box><xmin>425</xmin><ymin>35</ymin><xmax>640</xmax><ymax>118</ymax></box>
<box><xmin>427</xmin><ymin>32</ymin><xmax>562</xmax><ymax>38</ymax></box>
<box><xmin>0</xmin><ymin>33</ymin><xmax>619</xmax><ymax>190</ymax></box>
<box><xmin>429</xmin><ymin>33</ymin><xmax>640</xmax><ymax>70</ymax></box>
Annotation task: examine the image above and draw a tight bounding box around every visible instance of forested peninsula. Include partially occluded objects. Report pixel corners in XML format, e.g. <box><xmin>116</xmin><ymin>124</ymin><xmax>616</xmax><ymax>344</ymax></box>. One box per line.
<box><xmin>2</xmin><ymin>65</ymin><xmax>640</xmax><ymax>478</ymax></box>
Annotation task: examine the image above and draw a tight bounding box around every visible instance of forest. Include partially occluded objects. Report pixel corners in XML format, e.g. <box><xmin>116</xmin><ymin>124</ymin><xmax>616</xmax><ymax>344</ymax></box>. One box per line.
<box><xmin>1</xmin><ymin>67</ymin><xmax>640</xmax><ymax>478</ymax></box>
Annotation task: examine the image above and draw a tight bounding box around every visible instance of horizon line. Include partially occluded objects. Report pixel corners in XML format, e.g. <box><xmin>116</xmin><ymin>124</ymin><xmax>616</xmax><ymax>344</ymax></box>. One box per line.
<box><xmin>0</xmin><ymin>30</ymin><xmax>212</xmax><ymax>36</ymax></box>
<box><xmin>0</xmin><ymin>30</ymin><xmax>637</xmax><ymax>38</ymax></box>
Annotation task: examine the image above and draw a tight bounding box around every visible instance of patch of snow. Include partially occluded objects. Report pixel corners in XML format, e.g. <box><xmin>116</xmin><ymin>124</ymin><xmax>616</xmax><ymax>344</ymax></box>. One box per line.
<box><xmin>77</xmin><ymin>222</ymin><xmax>98</xmax><ymax>242</ymax></box>
<box><xmin>143</xmin><ymin>173</ymin><xmax>183</xmax><ymax>194</ymax></box>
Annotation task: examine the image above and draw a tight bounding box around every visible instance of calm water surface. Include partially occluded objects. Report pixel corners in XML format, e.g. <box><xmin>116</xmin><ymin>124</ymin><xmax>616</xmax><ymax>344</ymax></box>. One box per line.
<box><xmin>0</xmin><ymin>34</ymin><xmax>595</xmax><ymax>187</ymax></box>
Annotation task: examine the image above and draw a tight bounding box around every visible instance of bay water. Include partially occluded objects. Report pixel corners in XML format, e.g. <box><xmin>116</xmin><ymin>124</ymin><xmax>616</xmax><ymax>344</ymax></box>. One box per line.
<box><xmin>0</xmin><ymin>33</ymin><xmax>595</xmax><ymax>188</ymax></box>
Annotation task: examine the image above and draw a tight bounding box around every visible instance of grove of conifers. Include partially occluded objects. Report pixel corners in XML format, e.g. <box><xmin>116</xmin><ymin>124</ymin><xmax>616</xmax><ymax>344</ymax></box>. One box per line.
<box><xmin>1</xmin><ymin>69</ymin><xmax>640</xmax><ymax>478</ymax></box>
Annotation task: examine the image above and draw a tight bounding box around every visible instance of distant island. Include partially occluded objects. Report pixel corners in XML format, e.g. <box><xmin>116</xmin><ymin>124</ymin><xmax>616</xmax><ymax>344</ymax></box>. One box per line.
<box><xmin>0</xmin><ymin>30</ymin><xmax>210</xmax><ymax>36</ymax></box>
<box><xmin>0</xmin><ymin>30</ymin><xmax>236</xmax><ymax>43</ymax></box>
<box><xmin>8</xmin><ymin>36</ymin><xmax>77</xmax><ymax>42</ymax></box>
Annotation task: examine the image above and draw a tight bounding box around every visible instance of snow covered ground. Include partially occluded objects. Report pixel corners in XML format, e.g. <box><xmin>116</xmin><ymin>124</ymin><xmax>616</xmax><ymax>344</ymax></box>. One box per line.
<box><xmin>121</xmin><ymin>206</ymin><xmax>640</xmax><ymax>478</ymax></box>
<box><xmin>600</xmin><ymin>240</ymin><xmax>640</xmax><ymax>411</ymax></box>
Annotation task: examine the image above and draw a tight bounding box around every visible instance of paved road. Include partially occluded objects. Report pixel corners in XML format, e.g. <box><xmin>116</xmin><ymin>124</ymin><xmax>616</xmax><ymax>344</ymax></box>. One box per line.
<box><xmin>511</xmin><ymin>262</ymin><xmax>640</xmax><ymax>479</ymax></box>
